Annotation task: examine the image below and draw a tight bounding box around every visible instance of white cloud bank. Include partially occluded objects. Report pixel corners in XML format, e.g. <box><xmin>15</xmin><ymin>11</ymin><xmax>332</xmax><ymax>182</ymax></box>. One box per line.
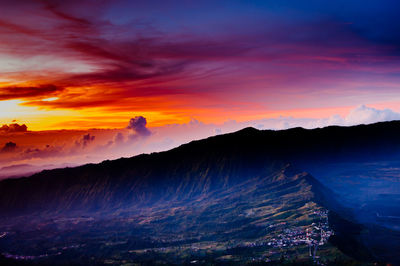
<box><xmin>344</xmin><ymin>105</ymin><xmax>400</xmax><ymax>126</ymax></box>
<box><xmin>228</xmin><ymin>105</ymin><xmax>400</xmax><ymax>132</ymax></box>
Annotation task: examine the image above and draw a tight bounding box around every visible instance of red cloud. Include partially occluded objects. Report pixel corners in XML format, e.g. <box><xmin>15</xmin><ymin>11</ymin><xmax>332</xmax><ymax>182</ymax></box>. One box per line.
<box><xmin>0</xmin><ymin>84</ymin><xmax>64</xmax><ymax>101</ymax></box>
<box><xmin>0</xmin><ymin>123</ymin><xmax>28</xmax><ymax>133</ymax></box>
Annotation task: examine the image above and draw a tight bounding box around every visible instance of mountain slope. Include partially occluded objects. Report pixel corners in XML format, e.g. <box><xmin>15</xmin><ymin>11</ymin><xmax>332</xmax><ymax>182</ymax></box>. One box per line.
<box><xmin>3</xmin><ymin>121</ymin><xmax>400</xmax><ymax>217</ymax></box>
<box><xmin>2</xmin><ymin>121</ymin><xmax>400</xmax><ymax>264</ymax></box>
<box><xmin>0</xmin><ymin>163</ymin><xmax>350</xmax><ymax>265</ymax></box>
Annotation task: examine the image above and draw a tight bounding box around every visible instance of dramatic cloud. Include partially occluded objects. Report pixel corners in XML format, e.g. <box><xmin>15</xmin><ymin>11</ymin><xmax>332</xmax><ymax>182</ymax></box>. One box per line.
<box><xmin>127</xmin><ymin>116</ymin><xmax>151</xmax><ymax>137</ymax></box>
<box><xmin>1</xmin><ymin>142</ymin><xmax>17</xmax><ymax>153</ymax></box>
<box><xmin>0</xmin><ymin>123</ymin><xmax>28</xmax><ymax>133</ymax></box>
<box><xmin>0</xmin><ymin>0</ymin><xmax>400</xmax><ymax>124</ymax></box>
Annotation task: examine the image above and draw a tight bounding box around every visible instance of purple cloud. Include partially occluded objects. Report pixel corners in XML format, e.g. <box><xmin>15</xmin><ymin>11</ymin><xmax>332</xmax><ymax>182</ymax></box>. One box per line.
<box><xmin>127</xmin><ymin>116</ymin><xmax>151</xmax><ymax>137</ymax></box>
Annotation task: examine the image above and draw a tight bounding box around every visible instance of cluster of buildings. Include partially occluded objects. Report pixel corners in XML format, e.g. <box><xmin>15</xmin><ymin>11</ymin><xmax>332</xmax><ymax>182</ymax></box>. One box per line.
<box><xmin>230</xmin><ymin>208</ymin><xmax>334</xmax><ymax>264</ymax></box>
<box><xmin>268</xmin><ymin>209</ymin><xmax>333</xmax><ymax>249</ymax></box>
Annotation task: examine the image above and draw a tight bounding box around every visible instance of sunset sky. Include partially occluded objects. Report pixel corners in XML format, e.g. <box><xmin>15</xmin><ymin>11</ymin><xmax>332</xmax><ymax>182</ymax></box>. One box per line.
<box><xmin>1</xmin><ymin>0</ymin><xmax>400</xmax><ymax>177</ymax></box>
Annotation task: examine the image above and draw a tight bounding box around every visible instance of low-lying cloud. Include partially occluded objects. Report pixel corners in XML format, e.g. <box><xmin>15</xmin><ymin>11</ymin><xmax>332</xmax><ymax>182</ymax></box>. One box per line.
<box><xmin>344</xmin><ymin>105</ymin><xmax>400</xmax><ymax>126</ymax></box>
<box><xmin>23</xmin><ymin>145</ymin><xmax>64</xmax><ymax>159</ymax></box>
<box><xmin>75</xmin><ymin>133</ymin><xmax>95</xmax><ymax>148</ymax></box>
<box><xmin>1</xmin><ymin>142</ymin><xmax>17</xmax><ymax>153</ymax></box>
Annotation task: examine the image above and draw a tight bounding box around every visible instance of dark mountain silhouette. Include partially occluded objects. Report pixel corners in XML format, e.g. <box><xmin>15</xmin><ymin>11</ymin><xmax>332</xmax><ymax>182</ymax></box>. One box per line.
<box><xmin>1</xmin><ymin>121</ymin><xmax>400</xmax><ymax>264</ymax></box>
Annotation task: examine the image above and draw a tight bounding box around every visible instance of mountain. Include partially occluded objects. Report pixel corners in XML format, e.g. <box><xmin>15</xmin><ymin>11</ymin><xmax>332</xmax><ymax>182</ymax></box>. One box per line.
<box><xmin>1</xmin><ymin>121</ymin><xmax>400</xmax><ymax>264</ymax></box>
<box><xmin>3</xmin><ymin>121</ymin><xmax>400</xmax><ymax>214</ymax></box>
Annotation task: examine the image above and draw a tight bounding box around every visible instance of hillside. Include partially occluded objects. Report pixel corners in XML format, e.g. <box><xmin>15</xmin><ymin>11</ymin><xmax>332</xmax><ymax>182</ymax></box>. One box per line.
<box><xmin>2</xmin><ymin>121</ymin><xmax>400</xmax><ymax>264</ymax></box>
<box><xmin>0</xmin><ymin>164</ymin><xmax>354</xmax><ymax>265</ymax></box>
<box><xmin>2</xmin><ymin>121</ymin><xmax>400</xmax><ymax>216</ymax></box>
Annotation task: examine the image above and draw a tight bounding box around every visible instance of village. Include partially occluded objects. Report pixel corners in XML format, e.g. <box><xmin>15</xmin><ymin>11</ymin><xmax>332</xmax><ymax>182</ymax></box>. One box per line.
<box><xmin>234</xmin><ymin>209</ymin><xmax>334</xmax><ymax>263</ymax></box>
<box><xmin>1</xmin><ymin>208</ymin><xmax>336</xmax><ymax>264</ymax></box>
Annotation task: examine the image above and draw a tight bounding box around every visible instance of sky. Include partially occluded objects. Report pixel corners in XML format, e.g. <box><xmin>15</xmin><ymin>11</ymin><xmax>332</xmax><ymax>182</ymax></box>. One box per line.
<box><xmin>1</xmin><ymin>0</ymin><xmax>400</xmax><ymax>178</ymax></box>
